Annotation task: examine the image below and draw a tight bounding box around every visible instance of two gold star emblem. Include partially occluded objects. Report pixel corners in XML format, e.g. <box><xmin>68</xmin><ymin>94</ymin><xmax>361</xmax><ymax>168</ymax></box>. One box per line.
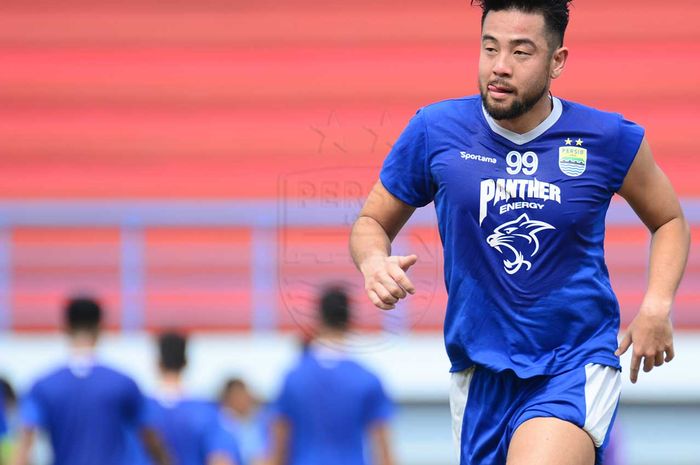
<box><xmin>565</xmin><ymin>138</ymin><xmax>584</xmax><ymax>146</ymax></box>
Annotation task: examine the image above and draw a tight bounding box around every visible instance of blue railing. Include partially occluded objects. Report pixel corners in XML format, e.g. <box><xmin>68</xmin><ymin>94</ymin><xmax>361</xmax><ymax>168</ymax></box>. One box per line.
<box><xmin>0</xmin><ymin>199</ymin><xmax>697</xmax><ymax>331</ymax></box>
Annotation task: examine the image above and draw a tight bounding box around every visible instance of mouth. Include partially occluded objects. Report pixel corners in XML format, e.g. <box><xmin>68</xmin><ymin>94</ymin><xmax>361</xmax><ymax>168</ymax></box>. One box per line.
<box><xmin>487</xmin><ymin>83</ymin><xmax>515</xmax><ymax>100</ymax></box>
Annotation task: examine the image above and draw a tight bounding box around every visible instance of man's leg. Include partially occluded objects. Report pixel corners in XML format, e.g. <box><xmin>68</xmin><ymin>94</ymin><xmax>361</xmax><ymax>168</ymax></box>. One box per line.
<box><xmin>506</xmin><ymin>418</ymin><xmax>595</xmax><ymax>465</ymax></box>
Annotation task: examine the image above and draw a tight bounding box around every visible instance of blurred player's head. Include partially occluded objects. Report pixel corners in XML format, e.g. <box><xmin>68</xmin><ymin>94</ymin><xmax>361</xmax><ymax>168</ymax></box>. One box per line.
<box><xmin>64</xmin><ymin>296</ymin><xmax>102</xmax><ymax>341</ymax></box>
<box><xmin>220</xmin><ymin>378</ymin><xmax>257</xmax><ymax>417</ymax></box>
<box><xmin>158</xmin><ymin>331</ymin><xmax>188</xmax><ymax>374</ymax></box>
<box><xmin>319</xmin><ymin>287</ymin><xmax>351</xmax><ymax>333</ymax></box>
<box><xmin>0</xmin><ymin>377</ymin><xmax>17</xmax><ymax>410</ymax></box>
<box><xmin>472</xmin><ymin>0</ymin><xmax>571</xmax><ymax>120</ymax></box>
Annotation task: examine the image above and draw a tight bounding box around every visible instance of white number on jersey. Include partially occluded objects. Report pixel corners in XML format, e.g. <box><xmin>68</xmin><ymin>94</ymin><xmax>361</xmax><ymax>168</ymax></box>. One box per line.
<box><xmin>506</xmin><ymin>151</ymin><xmax>539</xmax><ymax>176</ymax></box>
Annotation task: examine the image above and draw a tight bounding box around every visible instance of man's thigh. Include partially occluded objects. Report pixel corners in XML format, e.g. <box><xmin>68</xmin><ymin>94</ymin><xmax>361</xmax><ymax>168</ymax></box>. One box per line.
<box><xmin>506</xmin><ymin>417</ymin><xmax>595</xmax><ymax>465</ymax></box>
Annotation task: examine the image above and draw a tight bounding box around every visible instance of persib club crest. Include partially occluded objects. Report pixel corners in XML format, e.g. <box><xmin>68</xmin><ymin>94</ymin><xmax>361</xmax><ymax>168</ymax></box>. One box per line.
<box><xmin>559</xmin><ymin>144</ymin><xmax>587</xmax><ymax>177</ymax></box>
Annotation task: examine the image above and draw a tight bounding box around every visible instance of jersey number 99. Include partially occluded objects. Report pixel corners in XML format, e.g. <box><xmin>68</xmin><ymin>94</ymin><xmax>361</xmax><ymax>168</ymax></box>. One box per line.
<box><xmin>506</xmin><ymin>151</ymin><xmax>539</xmax><ymax>176</ymax></box>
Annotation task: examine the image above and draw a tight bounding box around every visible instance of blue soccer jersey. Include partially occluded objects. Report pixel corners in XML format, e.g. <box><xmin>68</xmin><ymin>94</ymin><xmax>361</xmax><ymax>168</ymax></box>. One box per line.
<box><xmin>145</xmin><ymin>396</ymin><xmax>237</xmax><ymax>465</ymax></box>
<box><xmin>20</xmin><ymin>362</ymin><xmax>146</xmax><ymax>465</ymax></box>
<box><xmin>380</xmin><ymin>95</ymin><xmax>645</xmax><ymax>378</ymax></box>
<box><xmin>0</xmin><ymin>390</ymin><xmax>6</xmax><ymax>438</ymax></box>
<box><xmin>219</xmin><ymin>407</ymin><xmax>271</xmax><ymax>465</ymax></box>
<box><xmin>275</xmin><ymin>348</ymin><xmax>394</xmax><ymax>465</ymax></box>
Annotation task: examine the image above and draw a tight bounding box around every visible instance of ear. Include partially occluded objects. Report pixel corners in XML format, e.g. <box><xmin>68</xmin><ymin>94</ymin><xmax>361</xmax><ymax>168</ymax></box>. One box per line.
<box><xmin>550</xmin><ymin>46</ymin><xmax>569</xmax><ymax>80</ymax></box>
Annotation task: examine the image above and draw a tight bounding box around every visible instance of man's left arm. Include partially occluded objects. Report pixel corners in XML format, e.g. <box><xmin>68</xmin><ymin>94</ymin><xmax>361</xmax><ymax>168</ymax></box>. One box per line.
<box><xmin>615</xmin><ymin>137</ymin><xmax>691</xmax><ymax>383</ymax></box>
<box><xmin>269</xmin><ymin>416</ymin><xmax>290</xmax><ymax>465</ymax></box>
<box><xmin>140</xmin><ymin>427</ymin><xmax>172</xmax><ymax>465</ymax></box>
<box><xmin>369</xmin><ymin>422</ymin><xmax>394</xmax><ymax>465</ymax></box>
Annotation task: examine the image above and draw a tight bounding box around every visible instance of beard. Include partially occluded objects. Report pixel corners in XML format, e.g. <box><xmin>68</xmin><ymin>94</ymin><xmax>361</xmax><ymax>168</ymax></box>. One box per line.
<box><xmin>480</xmin><ymin>74</ymin><xmax>550</xmax><ymax>121</ymax></box>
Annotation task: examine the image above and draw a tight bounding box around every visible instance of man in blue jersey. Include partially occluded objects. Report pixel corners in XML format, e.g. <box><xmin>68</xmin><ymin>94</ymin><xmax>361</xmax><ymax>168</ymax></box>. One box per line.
<box><xmin>144</xmin><ymin>332</ymin><xmax>239</xmax><ymax>465</ymax></box>
<box><xmin>271</xmin><ymin>288</ymin><xmax>395</xmax><ymax>465</ymax></box>
<box><xmin>219</xmin><ymin>378</ymin><xmax>272</xmax><ymax>465</ymax></box>
<box><xmin>0</xmin><ymin>378</ymin><xmax>8</xmax><ymax>464</ymax></box>
<box><xmin>10</xmin><ymin>297</ymin><xmax>170</xmax><ymax>465</ymax></box>
<box><xmin>349</xmin><ymin>1</ymin><xmax>691</xmax><ymax>464</ymax></box>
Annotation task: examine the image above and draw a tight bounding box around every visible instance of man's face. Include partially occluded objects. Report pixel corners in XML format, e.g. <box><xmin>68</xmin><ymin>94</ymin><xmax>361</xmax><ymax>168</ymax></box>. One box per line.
<box><xmin>225</xmin><ymin>385</ymin><xmax>255</xmax><ymax>416</ymax></box>
<box><xmin>478</xmin><ymin>9</ymin><xmax>554</xmax><ymax>120</ymax></box>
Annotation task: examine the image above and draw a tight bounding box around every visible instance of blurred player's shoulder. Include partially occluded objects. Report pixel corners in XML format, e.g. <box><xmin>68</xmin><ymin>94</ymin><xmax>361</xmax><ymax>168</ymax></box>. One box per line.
<box><xmin>148</xmin><ymin>395</ymin><xmax>218</xmax><ymax>418</ymax></box>
<box><xmin>33</xmin><ymin>361</ymin><xmax>138</xmax><ymax>394</ymax></box>
<box><xmin>298</xmin><ymin>345</ymin><xmax>384</xmax><ymax>385</ymax></box>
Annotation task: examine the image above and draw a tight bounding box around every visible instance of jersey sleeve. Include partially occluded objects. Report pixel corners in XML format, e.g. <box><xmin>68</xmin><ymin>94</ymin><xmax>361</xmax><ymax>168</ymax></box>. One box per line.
<box><xmin>379</xmin><ymin>109</ymin><xmax>435</xmax><ymax>207</ymax></box>
<box><xmin>255</xmin><ymin>407</ymin><xmax>274</xmax><ymax>457</ymax></box>
<box><xmin>610</xmin><ymin>116</ymin><xmax>645</xmax><ymax>192</ymax></box>
<box><xmin>123</xmin><ymin>378</ymin><xmax>147</xmax><ymax>429</ymax></box>
<box><xmin>273</xmin><ymin>375</ymin><xmax>295</xmax><ymax>420</ymax></box>
<box><xmin>362</xmin><ymin>376</ymin><xmax>394</xmax><ymax>427</ymax></box>
<box><xmin>204</xmin><ymin>417</ymin><xmax>243</xmax><ymax>465</ymax></box>
<box><xmin>0</xmin><ymin>391</ymin><xmax>7</xmax><ymax>437</ymax></box>
<box><xmin>19</xmin><ymin>384</ymin><xmax>46</xmax><ymax>429</ymax></box>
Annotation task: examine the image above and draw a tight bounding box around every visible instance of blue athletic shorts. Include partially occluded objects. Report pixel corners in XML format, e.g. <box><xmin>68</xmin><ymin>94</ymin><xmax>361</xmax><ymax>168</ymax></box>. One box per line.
<box><xmin>449</xmin><ymin>363</ymin><xmax>621</xmax><ymax>465</ymax></box>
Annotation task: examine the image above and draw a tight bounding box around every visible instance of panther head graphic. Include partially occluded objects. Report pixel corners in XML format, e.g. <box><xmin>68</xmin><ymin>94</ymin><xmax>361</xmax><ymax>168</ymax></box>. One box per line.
<box><xmin>486</xmin><ymin>213</ymin><xmax>555</xmax><ymax>275</ymax></box>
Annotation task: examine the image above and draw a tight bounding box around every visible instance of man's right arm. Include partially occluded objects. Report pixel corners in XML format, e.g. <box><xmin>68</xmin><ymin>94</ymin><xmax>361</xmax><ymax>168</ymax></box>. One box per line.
<box><xmin>269</xmin><ymin>416</ymin><xmax>290</xmax><ymax>465</ymax></box>
<box><xmin>349</xmin><ymin>180</ymin><xmax>418</xmax><ymax>310</ymax></box>
<box><xmin>368</xmin><ymin>422</ymin><xmax>394</xmax><ymax>465</ymax></box>
<box><xmin>140</xmin><ymin>427</ymin><xmax>171</xmax><ymax>465</ymax></box>
<box><xmin>9</xmin><ymin>428</ymin><xmax>34</xmax><ymax>465</ymax></box>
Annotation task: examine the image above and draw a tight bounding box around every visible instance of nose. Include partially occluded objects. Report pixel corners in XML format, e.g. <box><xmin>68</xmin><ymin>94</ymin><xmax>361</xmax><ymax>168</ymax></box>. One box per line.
<box><xmin>492</xmin><ymin>53</ymin><xmax>512</xmax><ymax>77</ymax></box>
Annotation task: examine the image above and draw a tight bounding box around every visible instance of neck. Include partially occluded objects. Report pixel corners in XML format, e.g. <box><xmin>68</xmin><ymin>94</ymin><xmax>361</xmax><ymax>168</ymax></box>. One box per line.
<box><xmin>227</xmin><ymin>405</ymin><xmax>252</xmax><ymax>419</ymax></box>
<box><xmin>68</xmin><ymin>332</ymin><xmax>97</xmax><ymax>353</ymax></box>
<box><xmin>160</xmin><ymin>371</ymin><xmax>183</xmax><ymax>391</ymax></box>
<box><xmin>493</xmin><ymin>92</ymin><xmax>553</xmax><ymax>134</ymax></box>
<box><xmin>316</xmin><ymin>327</ymin><xmax>346</xmax><ymax>345</ymax></box>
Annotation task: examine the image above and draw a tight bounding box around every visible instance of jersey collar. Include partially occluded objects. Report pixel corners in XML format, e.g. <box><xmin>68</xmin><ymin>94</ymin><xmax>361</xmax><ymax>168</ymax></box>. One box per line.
<box><xmin>156</xmin><ymin>384</ymin><xmax>185</xmax><ymax>407</ymax></box>
<box><xmin>481</xmin><ymin>96</ymin><xmax>562</xmax><ymax>146</ymax></box>
<box><xmin>68</xmin><ymin>350</ymin><xmax>96</xmax><ymax>378</ymax></box>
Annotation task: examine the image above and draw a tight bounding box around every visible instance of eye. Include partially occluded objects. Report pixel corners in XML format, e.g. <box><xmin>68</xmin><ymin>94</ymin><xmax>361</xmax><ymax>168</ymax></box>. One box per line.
<box><xmin>514</xmin><ymin>50</ymin><xmax>531</xmax><ymax>56</ymax></box>
<box><xmin>484</xmin><ymin>47</ymin><xmax>497</xmax><ymax>53</ymax></box>
<box><xmin>504</xmin><ymin>227</ymin><xmax>517</xmax><ymax>234</ymax></box>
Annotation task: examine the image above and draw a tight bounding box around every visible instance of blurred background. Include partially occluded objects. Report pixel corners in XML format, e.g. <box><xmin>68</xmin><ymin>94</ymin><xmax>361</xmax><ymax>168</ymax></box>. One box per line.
<box><xmin>0</xmin><ymin>0</ymin><xmax>698</xmax><ymax>464</ymax></box>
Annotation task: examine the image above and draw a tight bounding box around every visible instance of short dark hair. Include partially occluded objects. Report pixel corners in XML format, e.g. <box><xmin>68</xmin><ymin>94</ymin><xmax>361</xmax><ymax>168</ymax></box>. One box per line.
<box><xmin>0</xmin><ymin>377</ymin><xmax>16</xmax><ymax>406</ymax></box>
<box><xmin>64</xmin><ymin>297</ymin><xmax>102</xmax><ymax>333</ymax></box>
<box><xmin>472</xmin><ymin>0</ymin><xmax>573</xmax><ymax>49</ymax></box>
<box><xmin>319</xmin><ymin>287</ymin><xmax>350</xmax><ymax>331</ymax></box>
<box><xmin>158</xmin><ymin>332</ymin><xmax>188</xmax><ymax>372</ymax></box>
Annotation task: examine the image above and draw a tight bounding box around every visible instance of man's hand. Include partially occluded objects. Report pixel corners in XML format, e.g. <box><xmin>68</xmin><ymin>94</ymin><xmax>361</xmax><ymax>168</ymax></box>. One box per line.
<box><xmin>360</xmin><ymin>254</ymin><xmax>418</xmax><ymax>310</ymax></box>
<box><xmin>615</xmin><ymin>303</ymin><xmax>674</xmax><ymax>383</ymax></box>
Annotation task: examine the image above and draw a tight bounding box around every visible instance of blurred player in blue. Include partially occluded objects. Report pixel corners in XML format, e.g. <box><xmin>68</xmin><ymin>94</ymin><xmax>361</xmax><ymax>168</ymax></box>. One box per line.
<box><xmin>0</xmin><ymin>378</ymin><xmax>8</xmax><ymax>463</ymax></box>
<box><xmin>349</xmin><ymin>1</ymin><xmax>691</xmax><ymax>464</ymax></box>
<box><xmin>219</xmin><ymin>378</ymin><xmax>273</xmax><ymax>465</ymax></box>
<box><xmin>601</xmin><ymin>424</ymin><xmax>624</xmax><ymax>465</ymax></box>
<box><xmin>10</xmin><ymin>297</ymin><xmax>170</xmax><ymax>465</ymax></box>
<box><xmin>0</xmin><ymin>378</ymin><xmax>17</xmax><ymax>463</ymax></box>
<box><xmin>271</xmin><ymin>287</ymin><xmax>395</xmax><ymax>465</ymax></box>
<box><xmin>144</xmin><ymin>332</ymin><xmax>240</xmax><ymax>465</ymax></box>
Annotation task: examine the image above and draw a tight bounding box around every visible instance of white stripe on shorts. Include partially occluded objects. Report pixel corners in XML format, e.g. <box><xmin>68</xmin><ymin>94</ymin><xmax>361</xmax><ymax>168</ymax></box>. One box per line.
<box><xmin>449</xmin><ymin>366</ymin><xmax>475</xmax><ymax>460</ymax></box>
<box><xmin>583</xmin><ymin>363</ymin><xmax>622</xmax><ymax>447</ymax></box>
<box><xmin>448</xmin><ymin>363</ymin><xmax>621</xmax><ymax>457</ymax></box>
